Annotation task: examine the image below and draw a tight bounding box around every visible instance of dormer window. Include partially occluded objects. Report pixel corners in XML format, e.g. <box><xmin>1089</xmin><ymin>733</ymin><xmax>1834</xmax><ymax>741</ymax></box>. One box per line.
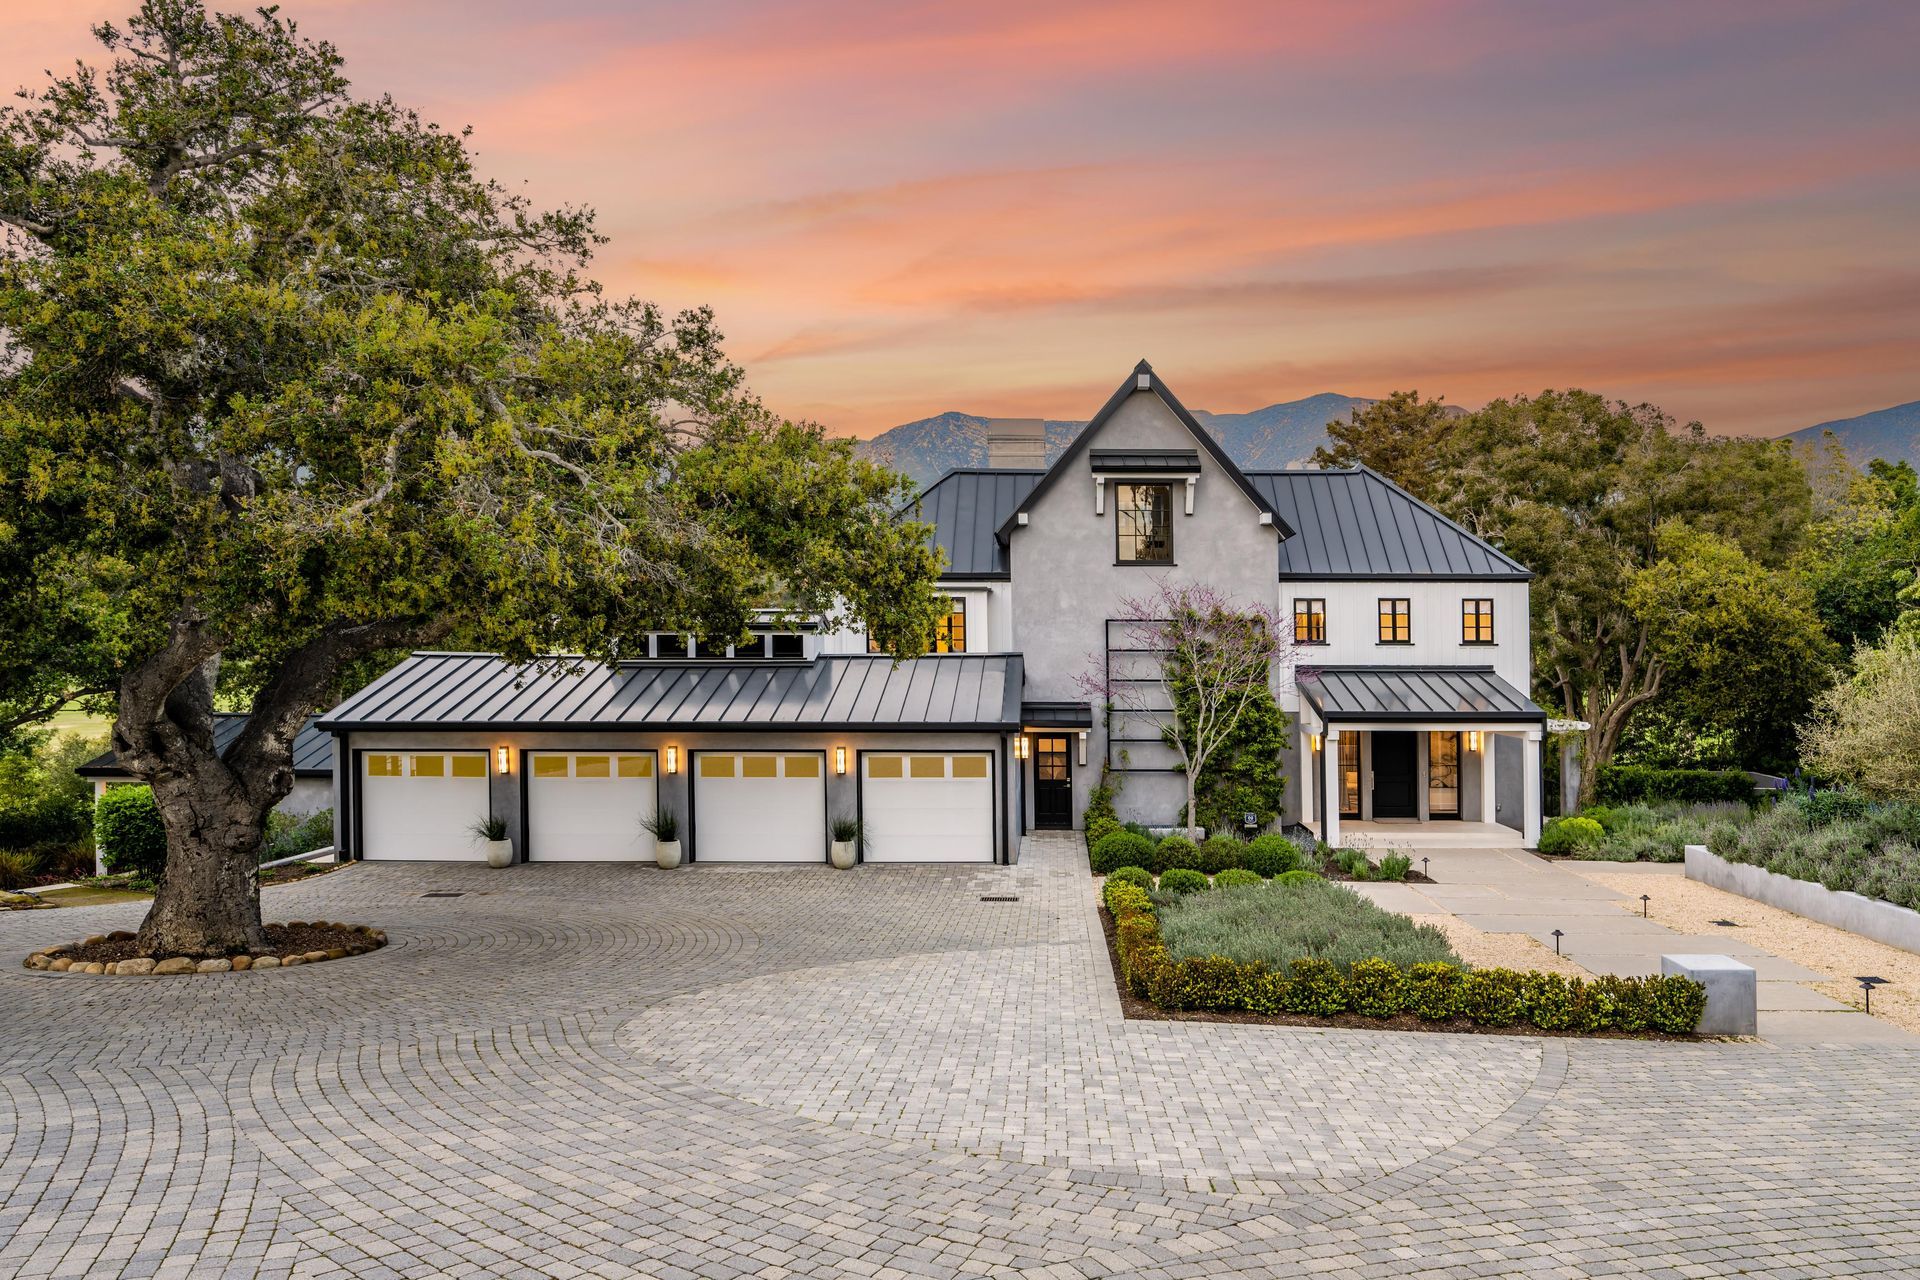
<box><xmin>1116</xmin><ymin>483</ymin><xmax>1173</xmax><ymax>564</ymax></box>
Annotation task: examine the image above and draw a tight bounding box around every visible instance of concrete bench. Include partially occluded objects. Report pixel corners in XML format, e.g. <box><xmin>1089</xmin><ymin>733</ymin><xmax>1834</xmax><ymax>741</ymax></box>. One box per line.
<box><xmin>1661</xmin><ymin>954</ymin><xmax>1757</xmax><ymax>1036</ymax></box>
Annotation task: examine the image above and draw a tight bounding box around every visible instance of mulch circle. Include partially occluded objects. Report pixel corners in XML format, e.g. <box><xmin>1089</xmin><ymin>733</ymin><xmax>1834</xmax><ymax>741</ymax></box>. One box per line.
<box><xmin>24</xmin><ymin>921</ymin><xmax>387</xmax><ymax>974</ymax></box>
<box><xmin>1097</xmin><ymin>906</ymin><xmax>1696</xmax><ymax>1041</ymax></box>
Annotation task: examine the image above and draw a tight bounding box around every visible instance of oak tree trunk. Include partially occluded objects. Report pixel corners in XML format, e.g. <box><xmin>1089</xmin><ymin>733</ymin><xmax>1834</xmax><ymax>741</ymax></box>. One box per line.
<box><xmin>135</xmin><ymin>771</ymin><xmax>270</xmax><ymax>957</ymax></box>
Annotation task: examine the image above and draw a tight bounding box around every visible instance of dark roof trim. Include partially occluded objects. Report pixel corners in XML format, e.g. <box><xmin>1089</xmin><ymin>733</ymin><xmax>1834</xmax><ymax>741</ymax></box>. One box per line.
<box><xmin>1315</xmin><ymin>709</ymin><xmax>1543</xmax><ymax>722</ymax></box>
<box><xmin>1279</xmin><ymin>572</ymin><xmax>1533</xmax><ymax>583</ymax></box>
<box><xmin>323</xmin><ymin>718</ymin><xmax>1017</xmax><ymax>734</ymax></box>
<box><xmin>996</xmin><ymin>361</ymin><xmax>1292</xmax><ymax>541</ymax></box>
<box><xmin>1297</xmin><ymin>665</ymin><xmax>1545</xmax><ymax>723</ymax></box>
<box><xmin>1088</xmin><ymin>449</ymin><xmax>1201</xmax><ymax>474</ymax></box>
<box><xmin>78</xmin><ymin>714</ymin><xmax>334</xmax><ymax>779</ymax></box>
<box><xmin>1021</xmin><ymin>701</ymin><xmax>1095</xmax><ymax>729</ymax></box>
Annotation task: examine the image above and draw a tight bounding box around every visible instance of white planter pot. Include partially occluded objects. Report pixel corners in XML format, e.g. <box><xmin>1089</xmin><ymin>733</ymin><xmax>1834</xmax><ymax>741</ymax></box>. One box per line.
<box><xmin>655</xmin><ymin>839</ymin><xmax>683</xmax><ymax>870</ymax></box>
<box><xmin>829</xmin><ymin>840</ymin><xmax>858</xmax><ymax>870</ymax></box>
<box><xmin>483</xmin><ymin>839</ymin><xmax>513</xmax><ymax>869</ymax></box>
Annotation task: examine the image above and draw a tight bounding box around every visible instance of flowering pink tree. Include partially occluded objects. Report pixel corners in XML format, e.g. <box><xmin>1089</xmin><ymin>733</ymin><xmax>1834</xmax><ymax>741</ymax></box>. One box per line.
<box><xmin>1076</xmin><ymin>581</ymin><xmax>1292</xmax><ymax>842</ymax></box>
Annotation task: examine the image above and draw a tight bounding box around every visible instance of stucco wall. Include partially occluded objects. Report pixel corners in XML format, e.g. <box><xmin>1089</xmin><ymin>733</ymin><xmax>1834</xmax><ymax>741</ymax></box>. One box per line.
<box><xmin>342</xmin><ymin>728</ymin><xmax>1019</xmax><ymax>864</ymax></box>
<box><xmin>1009</xmin><ymin>389</ymin><xmax>1282</xmax><ymax>828</ymax></box>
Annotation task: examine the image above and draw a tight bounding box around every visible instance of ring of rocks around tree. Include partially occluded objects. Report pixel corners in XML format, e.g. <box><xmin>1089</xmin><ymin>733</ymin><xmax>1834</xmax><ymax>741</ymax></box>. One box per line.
<box><xmin>21</xmin><ymin>922</ymin><xmax>387</xmax><ymax>975</ymax></box>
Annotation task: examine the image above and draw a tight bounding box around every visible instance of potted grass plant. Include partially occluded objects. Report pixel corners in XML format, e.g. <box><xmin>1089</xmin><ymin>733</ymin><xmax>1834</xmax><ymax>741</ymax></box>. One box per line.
<box><xmin>469</xmin><ymin>815</ymin><xmax>513</xmax><ymax>868</ymax></box>
<box><xmin>642</xmin><ymin>808</ymin><xmax>682</xmax><ymax>869</ymax></box>
<box><xmin>829</xmin><ymin>815</ymin><xmax>861</xmax><ymax>869</ymax></box>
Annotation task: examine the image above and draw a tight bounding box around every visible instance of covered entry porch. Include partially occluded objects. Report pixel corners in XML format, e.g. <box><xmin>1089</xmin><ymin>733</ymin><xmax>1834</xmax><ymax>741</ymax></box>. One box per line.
<box><xmin>1296</xmin><ymin>667</ymin><xmax>1545</xmax><ymax>849</ymax></box>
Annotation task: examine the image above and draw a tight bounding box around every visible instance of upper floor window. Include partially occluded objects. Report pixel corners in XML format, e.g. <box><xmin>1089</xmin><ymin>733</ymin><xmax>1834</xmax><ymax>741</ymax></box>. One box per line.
<box><xmin>1115</xmin><ymin>483</ymin><xmax>1173</xmax><ymax>564</ymax></box>
<box><xmin>653</xmin><ymin>633</ymin><xmax>688</xmax><ymax>659</ymax></box>
<box><xmin>1378</xmin><ymin>598</ymin><xmax>1411</xmax><ymax>644</ymax></box>
<box><xmin>1462</xmin><ymin>598</ymin><xmax>1495</xmax><ymax>644</ymax></box>
<box><xmin>1293</xmin><ymin>598</ymin><xmax>1327</xmax><ymax>645</ymax></box>
<box><xmin>768</xmin><ymin>632</ymin><xmax>806</xmax><ymax>659</ymax></box>
<box><xmin>934</xmin><ymin>597</ymin><xmax>967</xmax><ymax>652</ymax></box>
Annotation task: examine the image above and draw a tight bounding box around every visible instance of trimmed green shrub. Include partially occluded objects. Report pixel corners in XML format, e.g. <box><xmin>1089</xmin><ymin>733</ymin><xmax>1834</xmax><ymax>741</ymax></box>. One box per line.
<box><xmin>1538</xmin><ymin>816</ymin><xmax>1604</xmax><ymax>855</ymax></box>
<box><xmin>1376</xmin><ymin>853</ymin><xmax>1412</xmax><ymax>881</ymax></box>
<box><xmin>1156</xmin><ymin>835</ymin><xmax>1201</xmax><ymax>873</ymax></box>
<box><xmin>1345</xmin><ymin>956</ymin><xmax>1405</xmax><ymax>1017</ymax></box>
<box><xmin>1197</xmin><ymin>835</ymin><xmax>1244</xmax><ymax>875</ymax></box>
<box><xmin>1241</xmin><ymin>833</ymin><xmax>1299</xmax><ymax>878</ymax></box>
<box><xmin>1402</xmin><ymin>961</ymin><xmax>1464</xmax><ymax>1020</ymax></box>
<box><xmin>1090</xmin><ymin>830</ymin><xmax>1155</xmax><ymax>875</ymax></box>
<box><xmin>1519</xmin><ymin>972</ymin><xmax>1576</xmax><ymax>1030</ymax></box>
<box><xmin>1281</xmin><ymin>957</ymin><xmax>1347</xmax><ymax>1014</ymax></box>
<box><xmin>1105</xmin><ymin>864</ymin><xmax>1153</xmax><ymax>891</ymax></box>
<box><xmin>1213</xmin><ymin>867</ymin><xmax>1261</xmax><ymax>889</ymax></box>
<box><xmin>1103</xmin><ymin>880</ymin><xmax>1154</xmax><ymax>918</ymax></box>
<box><xmin>1596</xmin><ymin>765</ymin><xmax>1752</xmax><ymax>805</ymax></box>
<box><xmin>95</xmin><ymin>785</ymin><xmax>168</xmax><ymax>881</ymax></box>
<box><xmin>1644</xmin><ymin>974</ymin><xmax>1709</xmax><ymax>1033</ymax></box>
<box><xmin>1084</xmin><ymin>815</ymin><xmax>1122</xmax><ymax>850</ymax></box>
<box><xmin>1274</xmin><ymin>869</ymin><xmax>1322</xmax><ymax>886</ymax></box>
<box><xmin>1460</xmin><ymin>968</ymin><xmax>1525</xmax><ymax>1026</ymax></box>
<box><xmin>1585</xmin><ymin>975</ymin><xmax>1648</xmax><ymax>1032</ymax></box>
<box><xmin>1158</xmin><ymin>867</ymin><xmax>1209</xmax><ymax>895</ymax></box>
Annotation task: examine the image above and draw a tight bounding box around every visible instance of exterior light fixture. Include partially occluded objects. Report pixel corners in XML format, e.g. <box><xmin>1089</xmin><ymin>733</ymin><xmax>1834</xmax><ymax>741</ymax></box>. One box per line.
<box><xmin>1013</xmin><ymin>736</ymin><xmax>1029</xmax><ymax>761</ymax></box>
<box><xmin>1858</xmin><ymin>975</ymin><xmax>1888</xmax><ymax>1014</ymax></box>
<box><xmin>1309</xmin><ymin>732</ymin><xmax>1323</xmax><ymax>753</ymax></box>
<box><xmin>495</xmin><ymin>745</ymin><xmax>511</xmax><ymax>775</ymax></box>
<box><xmin>835</xmin><ymin>746</ymin><xmax>847</xmax><ymax>775</ymax></box>
<box><xmin>1077</xmin><ymin>731</ymin><xmax>1088</xmax><ymax>767</ymax></box>
<box><xmin>1640</xmin><ymin>894</ymin><xmax>1650</xmax><ymax>917</ymax></box>
<box><xmin>1551</xmin><ymin>928</ymin><xmax>1565</xmax><ymax>956</ymax></box>
<box><xmin>665</xmin><ymin>745</ymin><xmax>679</xmax><ymax>775</ymax></box>
<box><xmin>1465</xmin><ymin>730</ymin><xmax>1482</xmax><ymax>753</ymax></box>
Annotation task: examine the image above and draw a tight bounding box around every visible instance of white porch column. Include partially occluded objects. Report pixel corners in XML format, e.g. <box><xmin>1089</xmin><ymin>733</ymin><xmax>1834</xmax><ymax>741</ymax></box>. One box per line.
<box><xmin>1300</xmin><ymin>732</ymin><xmax>1315</xmax><ymax>826</ymax></box>
<box><xmin>1478</xmin><ymin>734</ymin><xmax>1497</xmax><ymax>825</ymax></box>
<box><xmin>1522</xmin><ymin>728</ymin><xmax>1543</xmax><ymax>847</ymax></box>
<box><xmin>1322</xmin><ymin>728</ymin><xmax>1341</xmax><ymax>847</ymax></box>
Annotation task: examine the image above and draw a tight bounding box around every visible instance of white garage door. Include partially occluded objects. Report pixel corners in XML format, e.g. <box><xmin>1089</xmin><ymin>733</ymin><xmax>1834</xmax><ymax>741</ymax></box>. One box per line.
<box><xmin>361</xmin><ymin>751</ymin><xmax>491</xmax><ymax>861</ymax></box>
<box><xmin>862</xmin><ymin>752</ymin><xmax>994</xmax><ymax>863</ymax></box>
<box><xmin>527</xmin><ymin>751</ymin><xmax>657</xmax><ymax>862</ymax></box>
<box><xmin>693</xmin><ymin>752</ymin><xmax>825</xmax><ymax>862</ymax></box>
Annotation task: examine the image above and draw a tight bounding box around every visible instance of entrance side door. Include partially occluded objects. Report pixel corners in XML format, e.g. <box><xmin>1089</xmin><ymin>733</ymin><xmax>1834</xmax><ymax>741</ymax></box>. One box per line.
<box><xmin>1371</xmin><ymin>731</ymin><xmax>1418</xmax><ymax>818</ymax></box>
<box><xmin>1033</xmin><ymin>735</ymin><xmax>1072</xmax><ymax>829</ymax></box>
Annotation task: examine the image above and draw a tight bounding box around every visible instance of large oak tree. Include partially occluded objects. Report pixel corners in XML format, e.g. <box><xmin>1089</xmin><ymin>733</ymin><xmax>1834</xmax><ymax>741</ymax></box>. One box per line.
<box><xmin>0</xmin><ymin>2</ymin><xmax>947</xmax><ymax>956</ymax></box>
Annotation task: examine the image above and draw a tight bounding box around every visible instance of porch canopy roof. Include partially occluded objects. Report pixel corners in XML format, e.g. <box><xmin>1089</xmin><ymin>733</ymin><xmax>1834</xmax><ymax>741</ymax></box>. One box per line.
<box><xmin>1297</xmin><ymin>665</ymin><xmax>1544</xmax><ymax>724</ymax></box>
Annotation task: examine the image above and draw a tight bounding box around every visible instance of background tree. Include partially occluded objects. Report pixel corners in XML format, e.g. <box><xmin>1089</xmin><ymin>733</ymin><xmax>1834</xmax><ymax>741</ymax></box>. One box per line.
<box><xmin>0</xmin><ymin>1</ymin><xmax>947</xmax><ymax>957</ymax></box>
<box><xmin>1311</xmin><ymin>390</ymin><xmax>1459</xmax><ymax>494</ymax></box>
<box><xmin>1076</xmin><ymin>583</ymin><xmax>1288</xmax><ymax>842</ymax></box>
<box><xmin>1801</xmin><ymin>633</ymin><xmax>1920</xmax><ymax>799</ymax></box>
<box><xmin>1794</xmin><ymin>447</ymin><xmax>1920</xmax><ymax>652</ymax></box>
<box><xmin>1427</xmin><ymin>390</ymin><xmax>1810</xmax><ymax>803</ymax></box>
<box><xmin>1625</xmin><ymin>525</ymin><xmax>1838</xmax><ymax>773</ymax></box>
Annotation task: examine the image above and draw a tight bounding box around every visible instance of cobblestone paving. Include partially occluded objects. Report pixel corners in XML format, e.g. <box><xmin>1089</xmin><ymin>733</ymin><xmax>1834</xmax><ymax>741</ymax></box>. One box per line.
<box><xmin>4</xmin><ymin>834</ymin><xmax>1919</xmax><ymax>1278</ymax></box>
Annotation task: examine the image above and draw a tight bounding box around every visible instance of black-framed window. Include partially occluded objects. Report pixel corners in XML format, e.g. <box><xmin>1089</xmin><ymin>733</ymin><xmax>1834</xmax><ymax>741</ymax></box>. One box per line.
<box><xmin>768</xmin><ymin>632</ymin><xmax>805</xmax><ymax>659</ymax></box>
<box><xmin>1115</xmin><ymin>483</ymin><xmax>1173</xmax><ymax>564</ymax></box>
<box><xmin>693</xmin><ymin>637</ymin><xmax>730</xmax><ymax>659</ymax></box>
<box><xmin>1293</xmin><ymin>598</ymin><xmax>1327</xmax><ymax>645</ymax></box>
<box><xmin>653</xmin><ymin>634</ymin><xmax>688</xmax><ymax>659</ymax></box>
<box><xmin>1378</xmin><ymin>598</ymin><xmax>1411</xmax><ymax>644</ymax></box>
<box><xmin>1462</xmin><ymin>598</ymin><xmax>1494</xmax><ymax>644</ymax></box>
<box><xmin>934</xmin><ymin>597</ymin><xmax>967</xmax><ymax>652</ymax></box>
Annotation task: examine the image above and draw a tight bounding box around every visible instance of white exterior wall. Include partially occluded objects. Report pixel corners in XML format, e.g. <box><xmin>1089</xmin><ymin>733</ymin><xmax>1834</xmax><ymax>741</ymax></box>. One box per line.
<box><xmin>821</xmin><ymin>580</ymin><xmax>1014</xmax><ymax>655</ymax></box>
<box><xmin>1279</xmin><ymin>580</ymin><xmax>1531</xmax><ymax>690</ymax></box>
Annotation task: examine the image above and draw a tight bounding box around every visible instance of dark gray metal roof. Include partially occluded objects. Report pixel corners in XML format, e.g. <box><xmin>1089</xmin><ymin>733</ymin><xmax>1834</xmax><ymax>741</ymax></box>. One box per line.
<box><xmin>78</xmin><ymin>715</ymin><xmax>334</xmax><ymax>779</ymax></box>
<box><xmin>1249</xmin><ymin>466</ymin><xmax>1530</xmax><ymax>580</ymax></box>
<box><xmin>912</xmin><ymin>469</ymin><xmax>1041</xmax><ymax>578</ymax></box>
<box><xmin>1021</xmin><ymin>701</ymin><xmax>1094</xmax><ymax>729</ymax></box>
<box><xmin>1088</xmin><ymin>449</ymin><xmax>1200</xmax><ymax>473</ymax></box>
<box><xmin>317</xmin><ymin>652</ymin><xmax>1025</xmax><ymax>731</ymax></box>
<box><xmin>1297</xmin><ymin>666</ymin><xmax>1544</xmax><ymax>722</ymax></box>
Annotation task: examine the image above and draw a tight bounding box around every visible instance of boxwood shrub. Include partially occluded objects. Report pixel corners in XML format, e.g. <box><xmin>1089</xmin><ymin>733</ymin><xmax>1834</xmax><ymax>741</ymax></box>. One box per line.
<box><xmin>1105</xmin><ymin>864</ymin><xmax>1153</xmax><ymax>891</ymax></box>
<box><xmin>1402</xmin><ymin>961</ymin><xmax>1464</xmax><ymax>1020</ymax></box>
<box><xmin>1274</xmin><ymin>869</ymin><xmax>1322</xmax><ymax>886</ymax></box>
<box><xmin>1158</xmin><ymin>867</ymin><xmax>1209</xmax><ymax>895</ymax></box>
<box><xmin>1155</xmin><ymin>835</ymin><xmax>1201</xmax><ymax>873</ymax></box>
<box><xmin>1241</xmin><ymin>833</ymin><xmax>1299</xmax><ymax>878</ymax></box>
<box><xmin>1538</xmin><ymin>816</ymin><xmax>1604</xmax><ymax>855</ymax></box>
<box><xmin>1084</xmin><ymin>815</ymin><xmax>1122</xmax><ymax>851</ymax></box>
<box><xmin>1345</xmin><ymin>956</ymin><xmax>1405</xmax><ymax>1017</ymax></box>
<box><xmin>95</xmin><ymin>785</ymin><xmax>168</xmax><ymax>881</ymax></box>
<box><xmin>1214</xmin><ymin>868</ymin><xmax>1261</xmax><ymax>889</ymax></box>
<box><xmin>1197</xmin><ymin>836</ymin><xmax>1243</xmax><ymax>875</ymax></box>
<box><xmin>1090</xmin><ymin>830</ymin><xmax>1155</xmax><ymax>874</ymax></box>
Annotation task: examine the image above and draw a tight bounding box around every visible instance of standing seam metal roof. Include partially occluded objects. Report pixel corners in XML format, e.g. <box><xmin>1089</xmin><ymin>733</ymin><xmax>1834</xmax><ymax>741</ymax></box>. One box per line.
<box><xmin>1247</xmin><ymin>467</ymin><xmax>1530</xmax><ymax>579</ymax></box>
<box><xmin>1297</xmin><ymin>666</ymin><xmax>1543</xmax><ymax>721</ymax></box>
<box><xmin>77</xmin><ymin>715</ymin><xmax>334</xmax><ymax>778</ymax></box>
<box><xmin>912</xmin><ymin>469</ymin><xmax>1042</xmax><ymax>577</ymax></box>
<box><xmin>316</xmin><ymin>652</ymin><xmax>1025</xmax><ymax>730</ymax></box>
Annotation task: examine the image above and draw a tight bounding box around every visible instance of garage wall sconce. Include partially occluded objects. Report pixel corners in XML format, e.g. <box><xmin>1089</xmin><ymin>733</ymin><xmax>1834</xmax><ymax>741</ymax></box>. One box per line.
<box><xmin>835</xmin><ymin>746</ymin><xmax>847</xmax><ymax>775</ymax></box>
<box><xmin>665</xmin><ymin>745</ymin><xmax>679</xmax><ymax>774</ymax></box>
<box><xmin>495</xmin><ymin>745</ymin><xmax>512</xmax><ymax>775</ymax></box>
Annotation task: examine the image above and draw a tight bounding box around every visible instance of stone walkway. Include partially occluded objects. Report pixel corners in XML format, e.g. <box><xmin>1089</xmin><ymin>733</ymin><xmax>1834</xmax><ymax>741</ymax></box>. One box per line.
<box><xmin>1348</xmin><ymin>847</ymin><xmax>1915</xmax><ymax>1043</ymax></box>
<box><xmin>3</xmin><ymin>835</ymin><xmax>1920</xmax><ymax>1277</ymax></box>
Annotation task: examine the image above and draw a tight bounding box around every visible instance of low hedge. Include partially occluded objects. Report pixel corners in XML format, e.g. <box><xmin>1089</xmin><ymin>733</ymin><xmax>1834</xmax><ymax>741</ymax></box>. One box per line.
<box><xmin>1106</xmin><ymin>865</ymin><xmax>1153</xmax><ymax>892</ymax></box>
<box><xmin>1105</xmin><ymin>883</ymin><xmax>1705</xmax><ymax>1034</ymax></box>
<box><xmin>1538</xmin><ymin>816</ymin><xmax>1604</xmax><ymax>855</ymax></box>
<box><xmin>1596</xmin><ymin>766</ymin><xmax>1753</xmax><ymax>805</ymax></box>
<box><xmin>1090</xmin><ymin>830</ymin><xmax>1155</xmax><ymax>874</ymax></box>
<box><xmin>1158</xmin><ymin>868</ymin><xmax>1209</xmax><ymax>895</ymax></box>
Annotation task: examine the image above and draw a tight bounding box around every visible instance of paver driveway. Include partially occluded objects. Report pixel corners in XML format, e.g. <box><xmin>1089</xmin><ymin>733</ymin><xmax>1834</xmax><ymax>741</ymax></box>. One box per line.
<box><xmin>4</xmin><ymin>834</ymin><xmax>1920</xmax><ymax>1279</ymax></box>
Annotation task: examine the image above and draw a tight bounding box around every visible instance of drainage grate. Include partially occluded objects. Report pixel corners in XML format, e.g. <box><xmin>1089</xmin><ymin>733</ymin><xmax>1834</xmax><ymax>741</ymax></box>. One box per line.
<box><xmin>979</xmin><ymin>894</ymin><xmax>1020</xmax><ymax>903</ymax></box>
<box><xmin>421</xmin><ymin>891</ymin><xmax>465</xmax><ymax>899</ymax></box>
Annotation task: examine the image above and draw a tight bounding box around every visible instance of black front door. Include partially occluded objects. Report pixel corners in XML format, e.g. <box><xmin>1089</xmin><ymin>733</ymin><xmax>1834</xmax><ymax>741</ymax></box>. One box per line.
<box><xmin>1034</xmin><ymin>735</ymin><xmax>1072</xmax><ymax>829</ymax></box>
<box><xmin>1371</xmin><ymin>731</ymin><xmax>1418</xmax><ymax>818</ymax></box>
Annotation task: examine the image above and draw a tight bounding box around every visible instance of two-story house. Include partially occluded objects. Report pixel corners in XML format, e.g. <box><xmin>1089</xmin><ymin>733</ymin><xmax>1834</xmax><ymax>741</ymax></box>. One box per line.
<box><xmin>311</xmin><ymin>362</ymin><xmax>1544</xmax><ymax>865</ymax></box>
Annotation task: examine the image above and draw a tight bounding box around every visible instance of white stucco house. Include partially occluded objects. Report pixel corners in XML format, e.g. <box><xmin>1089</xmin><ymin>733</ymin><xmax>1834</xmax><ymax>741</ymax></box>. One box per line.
<box><xmin>98</xmin><ymin>361</ymin><xmax>1545</xmax><ymax>866</ymax></box>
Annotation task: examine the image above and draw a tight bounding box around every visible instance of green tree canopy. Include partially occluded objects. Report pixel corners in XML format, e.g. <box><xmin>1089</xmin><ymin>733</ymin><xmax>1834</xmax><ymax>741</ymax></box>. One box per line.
<box><xmin>1311</xmin><ymin>390</ymin><xmax>1458</xmax><ymax>491</ymax></box>
<box><xmin>0</xmin><ymin>1</ymin><xmax>946</xmax><ymax>956</ymax></box>
<box><xmin>1802</xmin><ymin>632</ymin><xmax>1920</xmax><ymax>800</ymax></box>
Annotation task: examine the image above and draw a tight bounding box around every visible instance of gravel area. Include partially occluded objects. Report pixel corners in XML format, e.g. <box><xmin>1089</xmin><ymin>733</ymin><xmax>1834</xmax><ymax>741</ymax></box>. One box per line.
<box><xmin>1570</xmin><ymin>866</ymin><xmax>1920</xmax><ymax>1035</ymax></box>
<box><xmin>1406</xmin><ymin>913</ymin><xmax>1591</xmax><ymax>978</ymax></box>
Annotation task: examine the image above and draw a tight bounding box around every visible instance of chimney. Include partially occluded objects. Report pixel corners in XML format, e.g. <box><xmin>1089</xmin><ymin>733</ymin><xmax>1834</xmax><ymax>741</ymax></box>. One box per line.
<box><xmin>986</xmin><ymin>417</ymin><xmax>1045</xmax><ymax>469</ymax></box>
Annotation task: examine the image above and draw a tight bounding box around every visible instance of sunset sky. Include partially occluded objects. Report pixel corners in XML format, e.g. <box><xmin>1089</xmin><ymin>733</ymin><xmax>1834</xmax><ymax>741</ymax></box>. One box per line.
<box><xmin>9</xmin><ymin>0</ymin><xmax>1919</xmax><ymax>437</ymax></box>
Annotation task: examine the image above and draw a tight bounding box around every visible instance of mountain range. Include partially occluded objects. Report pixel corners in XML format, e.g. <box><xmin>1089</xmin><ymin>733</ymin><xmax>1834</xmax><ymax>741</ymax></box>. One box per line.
<box><xmin>854</xmin><ymin>394</ymin><xmax>1920</xmax><ymax>491</ymax></box>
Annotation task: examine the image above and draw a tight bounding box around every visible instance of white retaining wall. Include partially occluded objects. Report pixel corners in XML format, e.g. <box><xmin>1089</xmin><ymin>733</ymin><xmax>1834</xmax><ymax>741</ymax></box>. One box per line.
<box><xmin>1684</xmin><ymin>843</ymin><xmax>1920</xmax><ymax>957</ymax></box>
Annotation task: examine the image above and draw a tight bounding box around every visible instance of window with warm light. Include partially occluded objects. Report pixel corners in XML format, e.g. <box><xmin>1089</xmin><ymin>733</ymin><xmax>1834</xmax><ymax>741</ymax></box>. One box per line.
<box><xmin>1293</xmin><ymin>598</ymin><xmax>1326</xmax><ymax>645</ymax></box>
<box><xmin>934</xmin><ymin>597</ymin><xmax>967</xmax><ymax>652</ymax></box>
<box><xmin>1378</xmin><ymin>598</ymin><xmax>1411</xmax><ymax>644</ymax></box>
<box><xmin>1115</xmin><ymin>483</ymin><xmax>1173</xmax><ymax>564</ymax></box>
<box><xmin>1462</xmin><ymin>598</ymin><xmax>1494</xmax><ymax>644</ymax></box>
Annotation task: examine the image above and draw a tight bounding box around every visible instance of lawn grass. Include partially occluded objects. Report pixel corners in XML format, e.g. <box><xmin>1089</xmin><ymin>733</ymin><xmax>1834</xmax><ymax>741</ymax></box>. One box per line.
<box><xmin>37</xmin><ymin>885</ymin><xmax>152</xmax><ymax>907</ymax></box>
<box><xmin>1155</xmin><ymin>878</ymin><xmax>1463</xmax><ymax>972</ymax></box>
